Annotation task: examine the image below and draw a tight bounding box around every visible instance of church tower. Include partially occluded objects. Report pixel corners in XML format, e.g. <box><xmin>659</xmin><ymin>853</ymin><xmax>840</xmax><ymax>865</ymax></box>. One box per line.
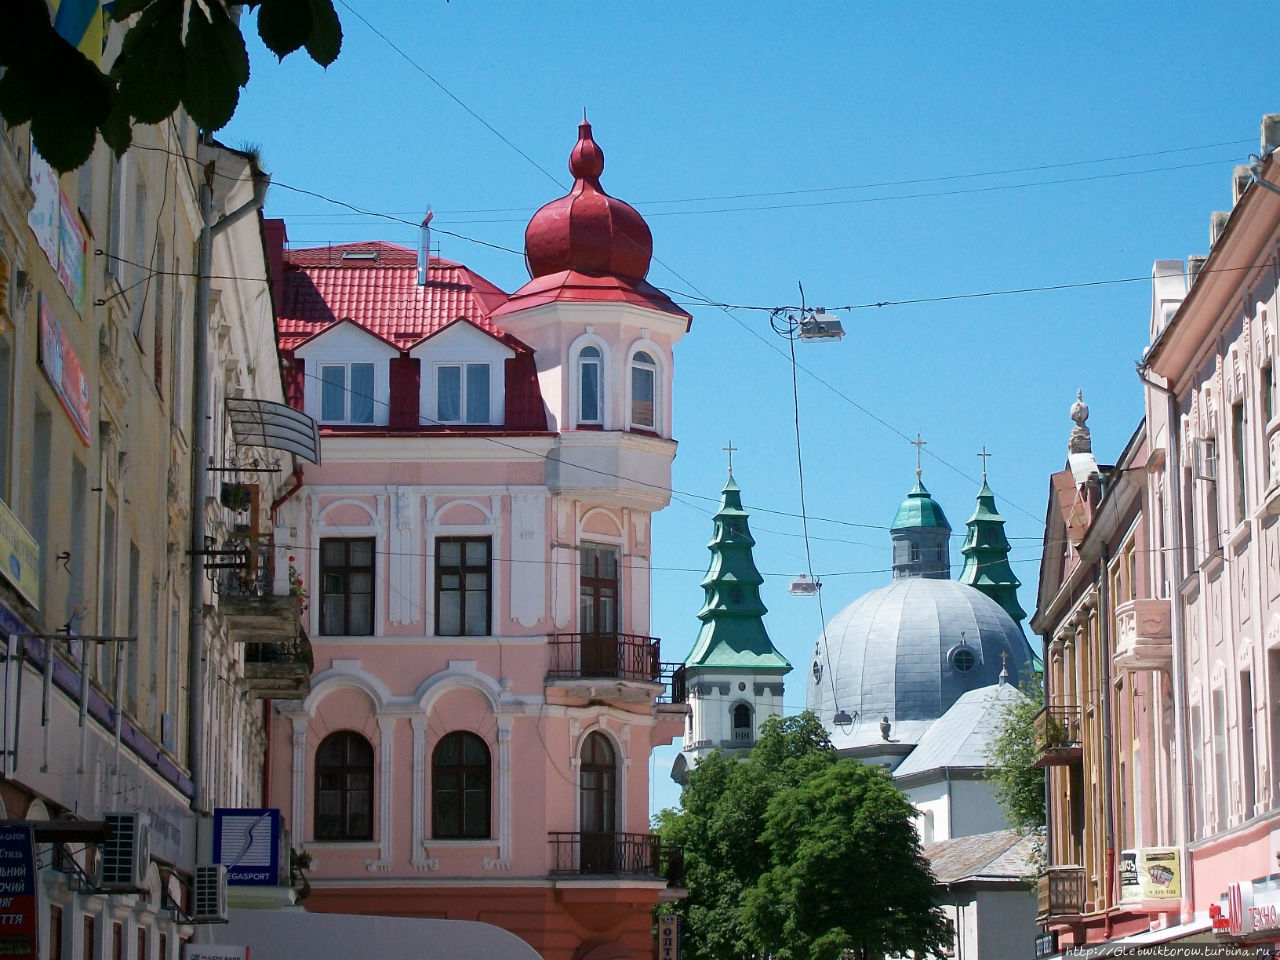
<box><xmin>673</xmin><ymin>467</ymin><xmax>790</xmax><ymax>783</ymax></box>
<box><xmin>890</xmin><ymin>478</ymin><xmax>952</xmax><ymax>579</ymax></box>
<box><xmin>958</xmin><ymin>461</ymin><xmax>1027</xmax><ymax>630</ymax></box>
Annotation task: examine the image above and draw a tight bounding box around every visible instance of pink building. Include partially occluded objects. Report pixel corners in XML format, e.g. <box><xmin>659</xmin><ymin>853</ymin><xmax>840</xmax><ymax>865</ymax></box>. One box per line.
<box><xmin>263</xmin><ymin>122</ymin><xmax>690</xmax><ymax>960</ymax></box>
<box><xmin>1035</xmin><ymin>113</ymin><xmax>1280</xmax><ymax>957</ymax></box>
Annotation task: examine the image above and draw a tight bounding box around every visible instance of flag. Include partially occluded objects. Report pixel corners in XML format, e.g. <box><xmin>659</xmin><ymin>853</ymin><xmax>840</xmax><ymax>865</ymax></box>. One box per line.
<box><xmin>50</xmin><ymin>0</ymin><xmax>104</xmax><ymax>66</ymax></box>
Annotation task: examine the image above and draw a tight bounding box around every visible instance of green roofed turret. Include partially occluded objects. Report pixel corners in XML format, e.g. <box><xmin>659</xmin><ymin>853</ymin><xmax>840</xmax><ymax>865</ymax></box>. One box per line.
<box><xmin>959</xmin><ymin>477</ymin><xmax>1027</xmax><ymax>628</ymax></box>
<box><xmin>683</xmin><ymin>475</ymin><xmax>790</xmax><ymax>671</ymax></box>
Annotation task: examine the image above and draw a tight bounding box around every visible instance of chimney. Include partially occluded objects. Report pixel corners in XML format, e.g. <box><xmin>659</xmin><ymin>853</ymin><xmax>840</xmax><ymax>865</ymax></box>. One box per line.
<box><xmin>264</xmin><ymin>218</ymin><xmax>288</xmax><ymax>315</ymax></box>
<box><xmin>1263</xmin><ymin>114</ymin><xmax>1280</xmax><ymax>155</ymax></box>
<box><xmin>417</xmin><ymin>208</ymin><xmax>433</xmax><ymax>285</ymax></box>
<box><xmin>1209</xmin><ymin>211</ymin><xmax>1229</xmax><ymax>247</ymax></box>
<box><xmin>1233</xmin><ymin>165</ymin><xmax>1252</xmax><ymax>206</ymax></box>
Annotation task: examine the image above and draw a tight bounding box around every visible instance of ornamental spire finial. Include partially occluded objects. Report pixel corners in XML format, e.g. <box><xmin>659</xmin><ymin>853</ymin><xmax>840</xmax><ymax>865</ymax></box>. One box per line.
<box><xmin>978</xmin><ymin>445</ymin><xmax>991</xmax><ymax>481</ymax></box>
<box><xmin>723</xmin><ymin>440</ymin><xmax>738</xmax><ymax>476</ymax></box>
<box><xmin>911</xmin><ymin>433</ymin><xmax>927</xmax><ymax>480</ymax></box>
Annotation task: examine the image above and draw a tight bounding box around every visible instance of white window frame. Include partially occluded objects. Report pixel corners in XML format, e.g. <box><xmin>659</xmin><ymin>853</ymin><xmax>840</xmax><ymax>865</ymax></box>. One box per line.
<box><xmin>434</xmin><ymin>361</ymin><xmax>492</xmax><ymax>425</ymax></box>
<box><xmin>319</xmin><ymin>361</ymin><xmax>378</xmax><ymax>424</ymax></box>
<box><xmin>625</xmin><ymin>339</ymin><xmax>666</xmax><ymax>435</ymax></box>
<box><xmin>568</xmin><ymin>334</ymin><xmax>611</xmax><ymax>429</ymax></box>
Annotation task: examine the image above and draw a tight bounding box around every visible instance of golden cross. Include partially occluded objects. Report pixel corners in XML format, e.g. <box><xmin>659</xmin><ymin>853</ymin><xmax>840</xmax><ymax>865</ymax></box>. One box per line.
<box><xmin>910</xmin><ymin>434</ymin><xmax>926</xmax><ymax>479</ymax></box>
<box><xmin>723</xmin><ymin>440</ymin><xmax>738</xmax><ymax>475</ymax></box>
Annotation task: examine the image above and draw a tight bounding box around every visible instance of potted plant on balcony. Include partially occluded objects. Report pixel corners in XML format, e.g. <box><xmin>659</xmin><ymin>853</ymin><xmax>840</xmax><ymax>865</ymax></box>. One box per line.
<box><xmin>220</xmin><ymin>481</ymin><xmax>251</xmax><ymax>513</ymax></box>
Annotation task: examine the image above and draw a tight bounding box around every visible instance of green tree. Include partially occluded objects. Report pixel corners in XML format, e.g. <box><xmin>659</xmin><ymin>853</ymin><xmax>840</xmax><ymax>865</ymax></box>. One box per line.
<box><xmin>985</xmin><ymin>680</ymin><xmax>1046</xmax><ymax>833</ymax></box>
<box><xmin>745</xmin><ymin>761</ymin><xmax>952</xmax><ymax>960</ymax></box>
<box><xmin>0</xmin><ymin>0</ymin><xmax>342</xmax><ymax>173</ymax></box>
<box><xmin>658</xmin><ymin>712</ymin><xmax>950</xmax><ymax>960</ymax></box>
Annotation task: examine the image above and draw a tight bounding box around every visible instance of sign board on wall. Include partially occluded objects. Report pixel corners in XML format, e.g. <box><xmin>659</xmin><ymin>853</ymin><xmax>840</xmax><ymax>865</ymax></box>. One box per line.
<box><xmin>56</xmin><ymin>194</ymin><xmax>86</xmax><ymax>311</ymax></box>
<box><xmin>181</xmin><ymin>946</ymin><xmax>248</xmax><ymax>960</ymax></box>
<box><xmin>37</xmin><ymin>294</ymin><xmax>91</xmax><ymax>446</ymax></box>
<box><xmin>658</xmin><ymin>914</ymin><xmax>680</xmax><ymax>960</ymax></box>
<box><xmin>1119</xmin><ymin>847</ymin><xmax>1181</xmax><ymax>901</ymax></box>
<box><xmin>214</xmin><ymin>809</ymin><xmax>282</xmax><ymax>886</ymax></box>
<box><xmin>0</xmin><ymin>823</ymin><xmax>39</xmax><ymax>959</ymax></box>
<box><xmin>0</xmin><ymin>498</ymin><xmax>40</xmax><ymax>610</ymax></box>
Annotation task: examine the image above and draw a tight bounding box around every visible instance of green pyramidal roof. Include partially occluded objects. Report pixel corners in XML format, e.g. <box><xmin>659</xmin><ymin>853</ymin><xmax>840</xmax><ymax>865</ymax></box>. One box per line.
<box><xmin>958</xmin><ymin>479</ymin><xmax>1027</xmax><ymax>625</ymax></box>
<box><xmin>892</xmin><ymin>479</ymin><xmax>952</xmax><ymax>531</ymax></box>
<box><xmin>683</xmin><ymin>475</ymin><xmax>791</xmax><ymax>672</ymax></box>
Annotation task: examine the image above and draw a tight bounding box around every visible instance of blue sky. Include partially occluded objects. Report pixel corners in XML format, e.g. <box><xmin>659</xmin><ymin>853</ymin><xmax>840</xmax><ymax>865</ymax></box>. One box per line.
<box><xmin>223</xmin><ymin>1</ymin><xmax>1280</xmax><ymax>816</ymax></box>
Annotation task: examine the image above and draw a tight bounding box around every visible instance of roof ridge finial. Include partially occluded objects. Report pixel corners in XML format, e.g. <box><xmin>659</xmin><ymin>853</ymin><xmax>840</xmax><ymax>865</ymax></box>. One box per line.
<box><xmin>911</xmin><ymin>433</ymin><xmax>927</xmax><ymax>481</ymax></box>
<box><xmin>1069</xmin><ymin>390</ymin><xmax>1092</xmax><ymax>454</ymax></box>
<box><xmin>723</xmin><ymin>439</ymin><xmax>738</xmax><ymax>476</ymax></box>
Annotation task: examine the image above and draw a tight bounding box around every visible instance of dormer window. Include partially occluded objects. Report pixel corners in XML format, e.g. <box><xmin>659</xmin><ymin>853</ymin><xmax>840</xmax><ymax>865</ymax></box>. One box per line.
<box><xmin>437</xmin><ymin>362</ymin><xmax>491</xmax><ymax>424</ymax></box>
<box><xmin>321</xmin><ymin>362</ymin><xmax>375</xmax><ymax>424</ymax></box>
<box><xmin>631</xmin><ymin>351</ymin><xmax>656</xmax><ymax>429</ymax></box>
<box><xmin>578</xmin><ymin>346</ymin><xmax>602</xmax><ymax>424</ymax></box>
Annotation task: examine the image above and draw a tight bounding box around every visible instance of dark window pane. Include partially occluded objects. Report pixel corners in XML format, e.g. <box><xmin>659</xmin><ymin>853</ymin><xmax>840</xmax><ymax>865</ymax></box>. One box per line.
<box><xmin>466</xmin><ymin>364</ymin><xmax>490</xmax><ymax>423</ymax></box>
<box><xmin>320</xmin><ymin>365</ymin><xmax>345</xmax><ymax>422</ymax></box>
<box><xmin>432</xmin><ymin>732</ymin><xmax>490</xmax><ymax>839</ymax></box>
<box><xmin>314</xmin><ymin>731</ymin><xmax>374</xmax><ymax>841</ymax></box>
<box><xmin>438</xmin><ymin>365</ymin><xmax>461</xmax><ymax>421</ymax></box>
<box><xmin>350</xmin><ymin>363</ymin><xmax>375</xmax><ymax>423</ymax></box>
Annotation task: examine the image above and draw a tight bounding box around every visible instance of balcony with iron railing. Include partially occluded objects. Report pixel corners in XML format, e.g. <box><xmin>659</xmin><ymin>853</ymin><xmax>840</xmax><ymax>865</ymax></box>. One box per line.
<box><xmin>1037</xmin><ymin>865</ymin><xmax>1086</xmax><ymax>922</ymax></box>
<box><xmin>658</xmin><ymin>663</ymin><xmax>688</xmax><ymax>705</ymax></box>
<box><xmin>548</xmin><ymin>832</ymin><xmax>683</xmax><ymax>889</ymax></box>
<box><xmin>546</xmin><ymin>633</ymin><xmax>663</xmax><ymax>704</ymax></box>
<box><xmin>213</xmin><ymin>535</ymin><xmax>313</xmax><ymax>699</ymax></box>
<box><xmin>1033</xmin><ymin>704</ymin><xmax>1083</xmax><ymax>767</ymax></box>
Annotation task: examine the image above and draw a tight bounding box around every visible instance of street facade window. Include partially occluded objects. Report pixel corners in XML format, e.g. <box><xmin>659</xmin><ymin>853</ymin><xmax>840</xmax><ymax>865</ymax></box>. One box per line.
<box><xmin>578</xmin><ymin>345</ymin><xmax>602</xmax><ymax>424</ymax></box>
<box><xmin>320</xmin><ymin>538</ymin><xmax>375</xmax><ymax>635</ymax></box>
<box><xmin>630</xmin><ymin>350</ymin><xmax>656</xmax><ymax>429</ymax></box>
<box><xmin>432</xmin><ymin>731</ymin><xmax>491</xmax><ymax>839</ymax></box>
<box><xmin>435</xmin><ymin>537</ymin><xmax>491</xmax><ymax>636</ymax></box>
<box><xmin>315</xmin><ymin>731</ymin><xmax>374</xmax><ymax>840</ymax></box>
<box><xmin>320</xmin><ymin>361</ymin><xmax>376</xmax><ymax>423</ymax></box>
<box><xmin>436</xmin><ymin>362</ymin><xmax>491</xmax><ymax>424</ymax></box>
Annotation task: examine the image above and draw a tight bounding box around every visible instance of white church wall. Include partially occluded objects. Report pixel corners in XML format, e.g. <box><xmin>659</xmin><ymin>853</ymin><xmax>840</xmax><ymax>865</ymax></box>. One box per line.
<box><xmin>950</xmin><ymin>777</ymin><xmax>1011</xmax><ymax>838</ymax></box>
<box><xmin>906</xmin><ymin>779</ymin><xmax>951</xmax><ymax>844</ymax></box>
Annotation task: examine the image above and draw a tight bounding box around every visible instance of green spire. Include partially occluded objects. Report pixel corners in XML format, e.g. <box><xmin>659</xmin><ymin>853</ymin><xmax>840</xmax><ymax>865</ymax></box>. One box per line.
<box><xmin>958</xmin><ymin>479</ymin><xmax>1027</xmax><ymax>626</ymax></box>
<box><xmin>684</xmin><ymin>475</ymin><xmax>790</xmax><ymax>671</ymax></box>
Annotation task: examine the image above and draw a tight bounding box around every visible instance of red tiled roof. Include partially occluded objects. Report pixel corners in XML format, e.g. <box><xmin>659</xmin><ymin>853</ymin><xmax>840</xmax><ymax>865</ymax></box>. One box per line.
<box><xmin>278</xmin><ymin>242</ymin><xmax>512</xmax><ymax>350</ymax></box>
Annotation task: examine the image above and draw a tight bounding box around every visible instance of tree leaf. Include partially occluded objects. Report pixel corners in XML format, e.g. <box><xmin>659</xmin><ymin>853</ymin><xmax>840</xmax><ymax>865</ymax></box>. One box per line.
<box><xmin>0</xmin><ymin>0</ymin><xmax>58</xmax><ymax>71</ymax></box>
<box><xmin>182</xmin><ymin>0</ymin><xmax>249</xmax><ymax>130</ymax></box>
<box><xmin>113</xmin><ymin>0</ymin><xmax>185</xmax><ymax>124</ymax></box>
<box><xmin>256</xmin><ymin>0</ymin><xmax>313</xmax><ymax>61</ymax></box>
<box><xmin>303</xmin><ymin>0</ymin><xmax>341</xmax><ymax>67</ymax></box>
<box><xmin>0</xmin><ymin>67</ymin><xmax>42</xmax><ymax>127</ymax></box>
<box><xmin>109</xmin><ymin>0</ymin><xmax>158</xmax><ymax>22</ymax></box>
<box><xmin>100</xmin><ymin>87</ymin><xmax>134</xmax><ymax>157</ymax></box>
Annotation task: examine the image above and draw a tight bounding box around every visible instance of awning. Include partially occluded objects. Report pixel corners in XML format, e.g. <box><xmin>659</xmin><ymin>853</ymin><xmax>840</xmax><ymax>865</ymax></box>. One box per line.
<box><xmin>226</xmin><ymin>399</ymin><xmax>321</xmax><ymax>465</ymax></box>
<box><xmin>202</xmin><ymin>908</ymin><xmax>542</xmax><ymax>960</ymax></box>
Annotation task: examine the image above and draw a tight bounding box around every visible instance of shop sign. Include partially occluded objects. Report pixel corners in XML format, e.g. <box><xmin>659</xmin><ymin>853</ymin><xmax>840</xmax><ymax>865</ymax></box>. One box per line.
<box><xmin>1034</xmin><ymin>930</ymin><xmax>1058</xmax><ymax>958</ymax></box>
<box><xmin>26</xmin><ymin>148</ymin><xmax>59</xmax><ymax>270</ymax></box>
<box><xmin>181</xmin><ymin>947</ymin><xmax>248</xmax><ymax>960</ymax></box>
<box><xmin>1119</xmin><ymin>846</ymin><xmax>1181</xmax><ymax>901</ymax></box>
<box><xmin>56</xmin><ymin>194</ymin><xmax>86</xmax><ymax>311</ymax></box>
<box><xmin>658</xmin><ymin>914</ymin><xmax>680</xmax><ymax>960</ymax></box>
<box><xmin>0</xmin><ymin>498</ymin><xmax>40</xmax><ymax>610</ymax></box>
<box><xmin>1215</xmin><ymin>879</ymin><xmax>1280</xmax><ymax>937</ymax></box>
<box><xmin>214</xmin><ymin>808</ymin><xmax>281</xmax><ymax>886</ymax></box>
<box><xmin>38</xmin><ymin>294</ymin><xmax>91</xmax><ymax>446</ymax></box>
<box><xmin>0</xmin><ymin>823</ymin><xmax>40</xmax><ymax>959</ymax></box>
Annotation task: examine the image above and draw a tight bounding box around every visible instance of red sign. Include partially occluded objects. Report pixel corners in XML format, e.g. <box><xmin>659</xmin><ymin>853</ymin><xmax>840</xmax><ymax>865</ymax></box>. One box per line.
<box><xmin>0</xmin><ymin>824</ymin><xmax>39</xmax><ymax>959</ymax></box>
<box><xmin>37</xmin><ymin>294</ymin><xmax>91</xmax><ymax>446</ymax></box>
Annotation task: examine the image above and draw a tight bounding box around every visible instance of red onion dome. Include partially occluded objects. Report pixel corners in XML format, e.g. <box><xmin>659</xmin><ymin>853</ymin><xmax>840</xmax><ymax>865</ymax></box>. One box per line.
<box><xmin>524</xmin><ymin>121</ymin><xmax>653</xmax><ymax>282</ymax></box>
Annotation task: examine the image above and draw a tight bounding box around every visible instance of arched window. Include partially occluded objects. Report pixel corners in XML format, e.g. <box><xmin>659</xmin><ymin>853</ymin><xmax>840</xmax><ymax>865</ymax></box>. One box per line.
<box><xmin>579</xmin><ymin>732</ymin><xmax>617</xmax><ymax>871</ymax></box>
<box><xmin>578</xmin><ymin>345</ymin><xmax>602</xmax><ymax>424</ymax></box>
<box><xmin>732</xmin><ymin>703</ymin><xmax>753</xmax><ymax>742</ymax></box>
<box><xmin>432</xmin><ymin>732</ymin><xmax>491</xmax><ymax>839</ymax></box>
<box><xmin>315</xmin><ymin>731</ymin><xmax>374</xmax><ymax>840</ymax></box>
<box><xmin>630</xmin><ymin>350</ymin><xmax>656</xmax><ymax>429</ymax></box>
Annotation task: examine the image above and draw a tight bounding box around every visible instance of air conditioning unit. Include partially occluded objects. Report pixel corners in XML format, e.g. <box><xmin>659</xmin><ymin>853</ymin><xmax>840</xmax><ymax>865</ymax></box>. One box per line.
<box><xmin>192</xmin><ymin>864</ymin><xmax>228</xmax><ymax>923</ymax></box>
<box><xmin>100</xmin><ymin>812</ymin><xmax>150</xmax><ymax>891</ymax></box>
<box><xmin>1195</xmin><ymin>438</ymin><xmax>1218</xmax><ymax>481</ymax></box>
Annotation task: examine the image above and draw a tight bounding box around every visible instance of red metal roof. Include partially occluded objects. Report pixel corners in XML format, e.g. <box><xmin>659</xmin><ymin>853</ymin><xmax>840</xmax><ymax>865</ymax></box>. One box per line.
<box><xmin>492</xmin><ymin>269</ymin><xmax>691</xmax><ymax>326</ymax></box>
<box><xmin>278</xmin><ymin>242</ymin><xmax>512</xmax><ymax>350</ymax></box>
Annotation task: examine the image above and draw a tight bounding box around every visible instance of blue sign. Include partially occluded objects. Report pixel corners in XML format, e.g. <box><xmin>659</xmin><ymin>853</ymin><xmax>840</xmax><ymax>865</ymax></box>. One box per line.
<box><xmin>213</xmin><ymin>808</ymin><xmax>282</xmax><ymax>886</ymax></box>
<box><xmin>0</xmin><ymin>823</ymin><xmax>38</xmax><ymax>958</ymax></box>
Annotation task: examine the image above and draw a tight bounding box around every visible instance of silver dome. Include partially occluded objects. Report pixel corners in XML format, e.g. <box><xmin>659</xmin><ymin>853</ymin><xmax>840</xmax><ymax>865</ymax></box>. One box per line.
<box><xmin>807</xmin><ymin>578</ymin><xmax>1034</xmax><ymax>751</ymax></box>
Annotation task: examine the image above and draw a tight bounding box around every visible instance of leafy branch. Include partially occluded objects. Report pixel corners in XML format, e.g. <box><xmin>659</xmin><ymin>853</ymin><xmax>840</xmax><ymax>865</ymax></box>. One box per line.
<box><xmin>0</xmin><ymin>0</ymin><xmax>342</xmax><ymax>173</ymax></box>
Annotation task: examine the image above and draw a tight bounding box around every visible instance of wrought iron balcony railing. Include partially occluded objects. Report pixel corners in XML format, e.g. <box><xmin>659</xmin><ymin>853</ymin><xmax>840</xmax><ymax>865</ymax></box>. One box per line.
<box><xmin>658</xmin><ymin>663</ymin><xmax>688</xmax><ymax>704</ymax></box>
<box><xmin>243</xmin><ymin>636</ymin><xmax>314</xmax><ymax>700</ymax></box>
<box><xmin>548</xmin><ymin>831</ymin><xmax>666</xmax><ymax>877</ymax></box>
<box><xmin>547</xmin><ymin>633</ymin><xmax>661</xmax><ymax>684</ymax></box>
<box><xmin>1033</xmin><ymin>704</ymin><xmax>1083</xmax><ymax>767</ymax></box>
<box><xmin>215</xmin><ymin>536</ymin><xmax>306</xmax><ymax>647</ymax></box>
<box><xmin>1037</xmin><ymin>865</ymin><xmax>1086</xmax><ymax>921</ymax></box>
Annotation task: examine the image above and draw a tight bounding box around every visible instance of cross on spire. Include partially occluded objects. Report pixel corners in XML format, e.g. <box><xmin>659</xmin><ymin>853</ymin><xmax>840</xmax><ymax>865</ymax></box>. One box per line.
<box><xmin>723</xmin><ymin>440</ymin><xmax>738</xmax><ymax>476</ymax></box>
<box><xmin>978</xmin><ymin>445</ymin><xmax>992</xmax><ymax>480</ymax></box>
<box><xmin>910</xmin><ymin>434</ymin><xmax>927</xmax><ymax>479</ymax></box>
